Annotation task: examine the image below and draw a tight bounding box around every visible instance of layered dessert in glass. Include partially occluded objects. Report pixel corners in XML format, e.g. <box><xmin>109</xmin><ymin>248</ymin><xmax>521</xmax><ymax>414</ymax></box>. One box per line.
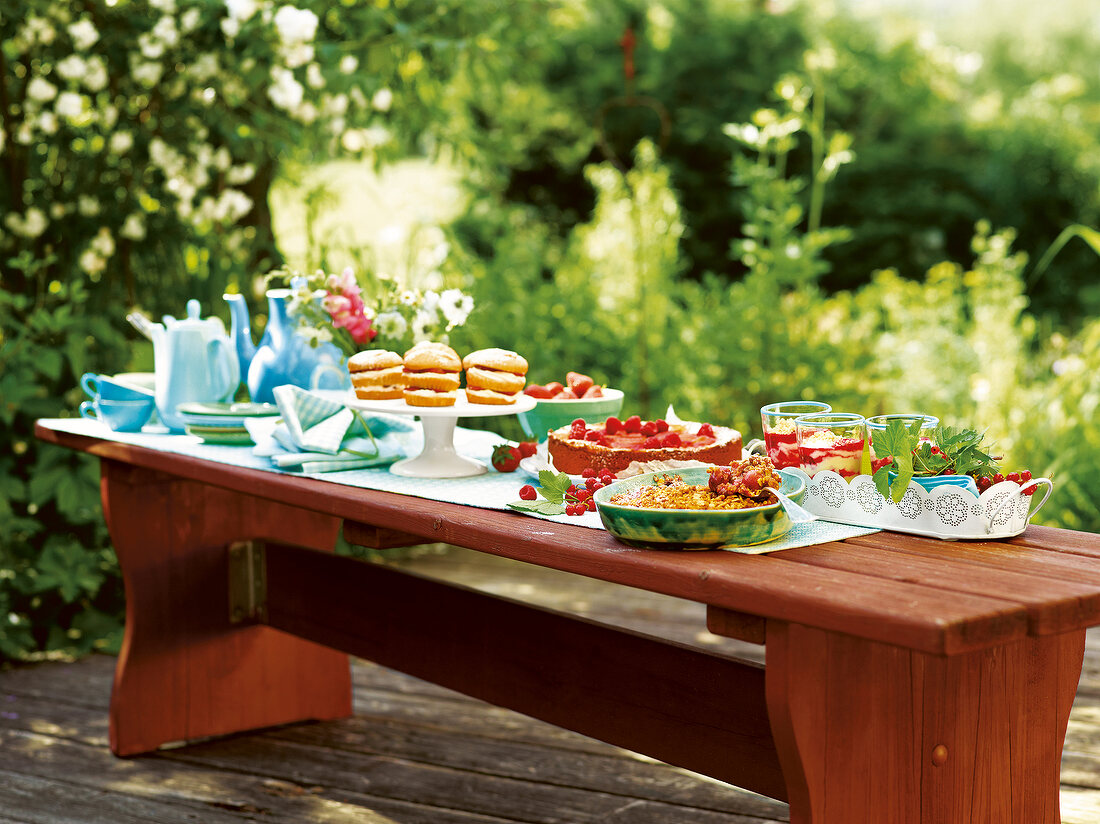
<box><xmin>760</xmin><ymin>401</ymin><xmax>831</xmax><ymax>469</ymax></box>
<box><xmin>866</xmin><ymin>413</ymin><xmax>939</xmax><ymax>472</ymax></box>
<box><xmin>795</xmin><ymin>413</ymin><xmax>865</xmax><ymax>479</ymax></box>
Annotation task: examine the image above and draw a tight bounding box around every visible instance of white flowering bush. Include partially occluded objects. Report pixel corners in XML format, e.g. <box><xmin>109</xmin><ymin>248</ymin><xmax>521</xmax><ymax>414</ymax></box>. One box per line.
<box><xmin>1</xmin><ymin>0</ymin><xmax>531</xmax><ymax>315</ymax></box>
<box><xmin>0</xmin><ymin>0</ymin><xmax>535</xmax><ymax>662</ymax></box>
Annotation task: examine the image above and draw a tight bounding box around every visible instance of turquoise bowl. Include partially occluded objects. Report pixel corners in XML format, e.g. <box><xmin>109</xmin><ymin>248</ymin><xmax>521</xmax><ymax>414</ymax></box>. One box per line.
<box><xmin>912</xmin><ymin>474</ymin><xmax>979</xmax><ymax>498</ymax></box>
<box><xmin>593</xmin><ymin>467</ymin><xmax>806</xmax><ymax>550</ymax></box>
<box><xmin>516</xmin><ymin>388</ymin><xmax>624</xmax><ymax>441</ymax></box>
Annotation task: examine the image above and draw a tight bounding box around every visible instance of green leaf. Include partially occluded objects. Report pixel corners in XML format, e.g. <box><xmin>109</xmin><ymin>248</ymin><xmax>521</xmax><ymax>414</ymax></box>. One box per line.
<box><xmin>507</xmin><ymin>499</ymin><xmax>565</xmax><ymax>516</ymax></box>
<box><xmin>536</xmin><ymin>470</ymin><xmax>572</xmax><ymax>504</ymax></box>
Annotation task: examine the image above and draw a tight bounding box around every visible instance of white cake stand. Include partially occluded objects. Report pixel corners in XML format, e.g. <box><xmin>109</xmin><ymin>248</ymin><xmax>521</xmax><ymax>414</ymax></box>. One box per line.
<box><xmin>331</xmin><ymin>390</ymin><xmax>536</xmax><ymax>478</ymax></box>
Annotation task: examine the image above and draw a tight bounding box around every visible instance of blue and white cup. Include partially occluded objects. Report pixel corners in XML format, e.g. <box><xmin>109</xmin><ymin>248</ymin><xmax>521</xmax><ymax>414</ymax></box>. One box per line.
<box><xmin>80</xmin><ymin>397</ymin><xmax>155</xmax><ymax>432</ymax></box>
<box><xmin>81</xmin><ymin>372</ymin><xmax>155</xmax><ymax>402</ymax></box>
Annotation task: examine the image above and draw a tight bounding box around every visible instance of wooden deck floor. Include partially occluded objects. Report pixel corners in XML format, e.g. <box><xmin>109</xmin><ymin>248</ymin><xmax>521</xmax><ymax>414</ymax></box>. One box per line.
<box><xmin>3</xmin><ymin>546</ymin><xmax>1100</xmax><ymax>823</ymax></box>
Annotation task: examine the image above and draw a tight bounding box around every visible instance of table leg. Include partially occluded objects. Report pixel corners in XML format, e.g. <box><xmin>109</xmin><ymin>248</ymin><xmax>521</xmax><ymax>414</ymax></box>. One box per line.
<box><xmin>766</xmin><ymin>622</ymin><xmax>1084</xmax><ymax>824</ymax></box>
<box><xmin>101</xmin><ymin>462</ymin><xmax>352</xmax><ymax>756</ymax></box>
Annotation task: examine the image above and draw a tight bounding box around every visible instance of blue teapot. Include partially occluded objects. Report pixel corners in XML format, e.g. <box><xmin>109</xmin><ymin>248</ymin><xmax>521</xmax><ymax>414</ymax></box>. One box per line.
<box><xmin>151</xmin><ymin>300</ymin><xmax>240</xmax><ymax>432</ymax></box>
<box><xmin>225</xmin><ymin>284</ymin><xmax>348</xmax><ymax>405</ymax></box>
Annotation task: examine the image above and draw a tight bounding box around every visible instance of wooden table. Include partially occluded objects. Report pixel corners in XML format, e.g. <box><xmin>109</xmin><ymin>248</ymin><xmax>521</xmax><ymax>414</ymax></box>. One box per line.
<box><xmin>36</xmin><ymin>421</ymin><xmax>1100</xmax><ymax>823</ymax></box>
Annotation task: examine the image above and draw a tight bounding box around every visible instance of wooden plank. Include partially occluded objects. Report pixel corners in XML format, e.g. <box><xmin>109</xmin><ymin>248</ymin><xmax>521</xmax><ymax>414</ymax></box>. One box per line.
<box><xmin>771</xmin><ymin>540</ymin><xmax>1100</xmax><ymax>636</ymax></box>
<box><xmin>766</xmin><ymin>622</ymin><xmax>1084</xmax><ymax>824</ymax></box>
<box><xmin>1011</xmin><ymin>525</ymin><xmax>1100</xmax><ymax>558</ymax></box>
<box><xmin>263</xmin><ymin>541</ymin><xmax>788</xmax><ymax>801</ymax></box>
<box><xmin>35</xmin><ymin>424</ymin><xmax>1033</xmax><ymax>655</ymax></box>
<box><xmin>100</xmin><ymin>462</ymin><xmax>353</xmax><ymax>756</ymax></box>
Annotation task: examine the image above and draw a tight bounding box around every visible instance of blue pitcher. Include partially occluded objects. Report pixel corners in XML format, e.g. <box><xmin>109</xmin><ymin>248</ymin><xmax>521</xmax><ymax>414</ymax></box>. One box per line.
<box><xmin>225</xmin><ymin>285</ymin><xmax>348</xmax><ymax>405</ymax></box>
<box><xmin>151</xmin><ymin>300</ymin><xmax>240</xmax><ymax>432</ymax></box>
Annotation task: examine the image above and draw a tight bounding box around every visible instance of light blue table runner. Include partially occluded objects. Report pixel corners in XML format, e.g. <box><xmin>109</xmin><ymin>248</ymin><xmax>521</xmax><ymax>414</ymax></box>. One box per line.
<box><xmin>41</xmin><ymin>417</ymin><xmax>879</xmax><ymax>553</ymax></box>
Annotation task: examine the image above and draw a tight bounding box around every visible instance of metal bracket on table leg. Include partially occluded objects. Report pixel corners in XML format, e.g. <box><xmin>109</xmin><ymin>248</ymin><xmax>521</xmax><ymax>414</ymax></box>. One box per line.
<box><xmin>228</xmin><ymin>540</ymin><xmax>267</xmax><ymax>624</ymax></box>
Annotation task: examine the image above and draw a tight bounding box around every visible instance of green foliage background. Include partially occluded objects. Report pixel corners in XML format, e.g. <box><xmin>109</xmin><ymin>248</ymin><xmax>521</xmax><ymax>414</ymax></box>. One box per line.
<box><xmin>3</xmin><ymin>0</ymin><xmax>1100</xmax><ymax>663</ymax></box>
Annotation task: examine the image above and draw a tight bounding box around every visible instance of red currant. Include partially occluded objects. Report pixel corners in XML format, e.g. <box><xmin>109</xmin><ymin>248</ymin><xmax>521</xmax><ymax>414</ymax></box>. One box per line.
<box><xmin>519</xmin><ymin>484</ymin><xmax>537</xmax><ymax>501</ymax></box>
<box><xmin>586</xmin><ymin>498</ymin><xmax>596</xmax><ymax>512</ymax></box>
<box><xmin>1020</xmin><ymin>469</ymin><xmax>1032</xmax><ymax>482</ymax></box>
<box><xmin>1006</xmin><ymin>471</ymin><xmax>1020</xmax><ymax>483</ymax></box>
<box><xmin>585</xmin><ymin>477</ymin><xmax>598</xmax><ymax>490</ymax></box>
<box><xmin>993</xmin><ymin>473</ymin><xmax>1005</xmax><ymax>484</ymax></box>
<box><xmin>599</xmin><ymin>471</ymin><xmax>614</xmax><ymax>484</ymax></box>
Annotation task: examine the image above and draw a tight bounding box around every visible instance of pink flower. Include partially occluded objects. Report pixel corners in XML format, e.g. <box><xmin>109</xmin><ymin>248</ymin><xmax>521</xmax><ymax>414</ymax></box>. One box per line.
<box><xmin>327</xmin><ymin>266</ymin><xmax>361</xmax><ymax>298</ymax></box>
<box><xmin>324</xmin><ymin>287</ymin><xmax>376</xmax><ymax>344</ymax></box>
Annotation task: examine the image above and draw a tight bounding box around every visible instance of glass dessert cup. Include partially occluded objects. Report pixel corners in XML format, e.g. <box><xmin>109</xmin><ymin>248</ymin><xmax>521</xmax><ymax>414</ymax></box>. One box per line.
<box><xmin>795</xmin><ymin>413</ymin><xmax>866</xmax><ymax>479</ymax></box>
<box><xmin>866</xmin><ymin>413</ymin><xmax>939</xmax><ymax>458</ymax></box>
<box><xmin>760</xmin><ymin>401</ymin><xmax>832</xmax><ymax>470</ymax></box>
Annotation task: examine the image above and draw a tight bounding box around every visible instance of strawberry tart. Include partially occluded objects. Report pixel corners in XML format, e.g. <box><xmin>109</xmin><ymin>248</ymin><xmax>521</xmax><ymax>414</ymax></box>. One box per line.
<box><xmin>547</xmin><ymin>414</ymin><xmax>742</xmax><ymax>476</ymax></box>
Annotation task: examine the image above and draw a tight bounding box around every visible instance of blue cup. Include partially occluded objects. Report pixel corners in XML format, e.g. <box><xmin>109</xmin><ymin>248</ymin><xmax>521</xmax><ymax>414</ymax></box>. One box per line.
<box><xmin>81</xmin><ymin>372</ymin><xmax>155</xmax><ymax>401</ymax></box>
<box><xmin>80</xmin><ymin>397</ymin><xmax>155</xmax><ymax>432</ymax></box>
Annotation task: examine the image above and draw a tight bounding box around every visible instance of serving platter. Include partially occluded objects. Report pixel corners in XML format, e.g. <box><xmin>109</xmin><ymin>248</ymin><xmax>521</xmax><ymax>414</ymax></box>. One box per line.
<box><xmin>316</xmin><ymin>389</ymin><xmax>536</xmax><ymax>478</ymax></box>
<box><xmin>593</xmin><ymin>467</ymin><xmax>806</xmax><ymax>549</ymax></box>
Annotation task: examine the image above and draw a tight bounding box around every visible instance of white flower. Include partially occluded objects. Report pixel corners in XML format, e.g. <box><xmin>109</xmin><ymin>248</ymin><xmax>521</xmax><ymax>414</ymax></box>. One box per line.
<box><xmin>5</xmin><ymin>207</ymin><xmax>48</xmax><ymax>238</ymax></box>
<box><xmin>439</xmin><ymin>289</ymin><xmax>473</xmax><ymax>327</ymax></box>
<box><xmin>411</xmin><ymin>309</ymin><xmax>435</xmax><ymax>342</ymax></box>
<box><xmin>323</xmin><ymin>93</ymin><xmax>348</xmax><ymax>117</ymax></box>
<box><xmin>27</xmin><ymin>76</ymin><xmax>58</xmax><ymax>103</ymax></box>
<box><xmin>132</xmin><ymin>61</ymin><xmax>164</xmax><ymax>87</ymax></box>
<box><xmin>181</xmin><ymin>8</ymin><xmax>202</xmax><ymax>33</ymax></box>
<box><xmin>150</xmin><ymin>0</ymin><xmax>177</xmax><ymax>12</ymax></box>
<box><xmin>226</xmin><ymin>164</ymin><xmax>255</xmax><ymax>185</ymax></box>
<box><xmin>78</xmin><ymin>195</ymin><xmax>101</xmax><ymax>217</ymax></box>
<box><xmin>340</xmin><ymin>128</ymin><xmax>366</xmax><ymax>152</ymax></box>
<box><xmin>120</xmin><ymin>213</ymin><xmax>146</xmax><ymax>240</ymax></box>
<box><xmin>420</xmin><ymin>289</ymin><xmax>440</xmax><ymax>314</ymax></box>
<box><xmin>399</xmin><ymin>290</ymin><xmax>418</xmax><ymax>306</ymax></box>
<box><xmin>306</xmin><ymin>62</ymin><xmax>324</xmax><ymax>89</ymax></box>
<box><xmin>339</xmin><ymin>55</ymin><xmax>358</xmax><ymax>74</ymax></box>
<box><xmin>80</xmin><ymin>249</ymin><xmax>106</xmax><ymax>275</ymax></box>
<box><xmin>362</xmin><ymin>125</ymin><xmax>391</xmax><ymax>148</ymax></box>
<box><xmin>274</xmin><ymin>6</ymin><xmax>318</xmax><ymax>44</ymax></box>
<box><xmin>91</xmin><ymin>226</ymin><xmax>115</xmax><ymax>257</ymax></box>
<box><xmin>37</xmin><ymin>111</ymin><xmax>58</xmax><ymax>134</ymax></box>
<box><xmin>282</xmin><ymin>42</ymin><xmax>314</xmax><ymax>69</ymax></box>
<box><xmin>214</xmin><ymin>189</ymin><xmax>253</xmax><ymax>222</ymax></box>
<box><xmin>190</xmin><ymin>53</ymin><xmax>220</xmax><ymax>82</ymax></box>
<box><xmin>268</xmin><ymin>66</ymin><xmax>304</xmax><ymax>110</ymax></box>
<box><xmin>139</xmin><ymin>32</ymin><xmax>166</xmax><ymax>60</ymax></box>
<box><xmin>225</xmin><ymin>0</ymin><xmax>259</xmax><ymax>22</ymax></box>
<box><xmin>374</xmin><ymin>311</ymin><xmax>408</xmax><ymax>339</ymax></box>
<box><xmin>109</xmin><ymin>131</ymin><xmax>133</xmax><ymax>155</ymax></box>
<box><xmin>55</xmin><ymin>92</ymin><xmax>84</xmax><ymax>119</ymax></box>
<box><xmin>50</xmin><ymin>202</ymin><xmax>67</xmax><ymax>220</ymax></box>
<box><xmin>152</xmin><ymin>16</ymin><xmax>179</xmax><ymax>49</ymax></box>
<box><xmin>220</xmin><ymin>17</ymin><xmax>241</xmax><ymax>38</ymax></box>
<box><xmin>55</xmin><ymin>55</ymin><xmax>87</xmax><ymax>81</ymax></box>
<box><xmin>24</xmin><ymin>17</ymin><xmax>57</xmax><ymax>46</ymax></box>
<box><xmin>371</xmin><ymin>87</ymin><xmax>393</xmax><ymax>112</ymax></box>
<box><xmin>68</xmin><ymin>19</ymin><xmax>100</xmax><ymax>51</ymax></box>
<box><xmin>84</xmin><ymin>57</ymin><xmax>109</xmax><ymax>92</ymax></box>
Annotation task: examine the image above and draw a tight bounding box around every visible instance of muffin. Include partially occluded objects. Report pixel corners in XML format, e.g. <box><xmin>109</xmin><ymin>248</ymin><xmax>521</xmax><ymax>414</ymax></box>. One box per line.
<box><xmin>462</xmin><ymin>348</ymin><xmax>528</xmax><ymax>405</ymax></box>
<box><xmin>402</xmin><ymin>342</ymin><xmax>462</xmax><ymax>407</ymax></box>
<box><xmin>347</xmin><ymin>349</ymin><xmax>405</xmax><ymax>400</ymax></box>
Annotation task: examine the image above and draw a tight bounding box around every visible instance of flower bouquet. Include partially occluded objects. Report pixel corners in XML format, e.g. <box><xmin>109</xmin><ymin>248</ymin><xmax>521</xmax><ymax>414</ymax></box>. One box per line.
<box><xmin>266</xmin><ymin>264</ymin><xmax>475</xmax><ymax>360</ymax></box>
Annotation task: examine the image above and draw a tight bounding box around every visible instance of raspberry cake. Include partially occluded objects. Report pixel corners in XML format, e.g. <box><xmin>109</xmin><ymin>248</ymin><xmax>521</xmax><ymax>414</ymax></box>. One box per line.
<box><xmin>547</xmin><ymin>415</ymin><xmax>742</xmax><ymax>476</ymax></box>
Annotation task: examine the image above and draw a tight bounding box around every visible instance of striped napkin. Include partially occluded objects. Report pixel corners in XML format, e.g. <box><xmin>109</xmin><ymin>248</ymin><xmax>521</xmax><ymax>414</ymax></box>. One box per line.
<box><xmin>247</xmin><ymin>385</ymin><xmax>416</xmax><ymax>473</ymax></box>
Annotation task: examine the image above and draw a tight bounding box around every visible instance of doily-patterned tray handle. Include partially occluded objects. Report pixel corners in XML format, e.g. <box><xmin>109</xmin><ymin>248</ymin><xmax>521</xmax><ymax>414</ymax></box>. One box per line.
<box><xmin>788</xmin><ymin>468</ymin><xmax>1053</xmax><ymax>540</ymax></box>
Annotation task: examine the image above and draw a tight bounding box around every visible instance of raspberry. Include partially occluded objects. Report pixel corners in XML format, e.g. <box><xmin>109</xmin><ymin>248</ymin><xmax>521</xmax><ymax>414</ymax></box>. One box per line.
<box><xmin>624</xmin><ymin>415</ymin><xmax>642</xmax><ymax>434</ymax></box>
<box><xmin>585</xmin><ymin>430</ymin><xmax>602</xmax><ymax>442</ymax></box>
<box><xmin>581</xmin><ymin>467</ymin><xmax>596</xmax><ymax>478</ymax></box>
<box><xmin>569</xmin><ymin>423</ymin><xmax>587</xmax><ymax>440</ymax></box>
<box><xmin>605</xmin><ymin>416</ymin><xmax>623</xmax><ymax>435</ymax></box>
<box><xmin>697</xmin><ymin>423</ymin><xmax>714</xmax><ymax>438</ymax></box>
<box><xmin>662</xmin><ymin>432</ymin><xmax>682</xmax><ymax>447</ymax></box>
<box><xmin>571</xmin><ymin>418</ymin><xmax>587</xmax><ymax>428</ymax></box>
<box><xmin>519</xmin><ymin>484</ymin><xmax>537</xmax><ymax>501</ymax></box>
<box><xmin>655</xmin><ymin>419</ymin><xmax>669</xmax><ymax>433</ymax></box>
<box><xmin>642</xmin><ymin>436</ymin><xmax>662</xmax><ymax>449</ymax></box>
<box><xmin>641</xmin><ymin>421</ymin><xmax>659</xmax><ymax>437</ymax></box>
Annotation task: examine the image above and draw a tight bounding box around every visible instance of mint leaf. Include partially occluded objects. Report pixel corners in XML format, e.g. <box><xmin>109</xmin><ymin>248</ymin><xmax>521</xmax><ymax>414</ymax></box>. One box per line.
<box><xmin>870</xmin><ymin>419</ymin><xmax>920</xmax><ymax>502</ymax></box>
<box><xmin>508</xmin><ymin>499</ymin><xmax>566</xmax><ymax>516</ymax></box>
<box><xmin>537</xmin><ymin>470</ymin><xmax>572</xmax><ymax>504</ymax></box>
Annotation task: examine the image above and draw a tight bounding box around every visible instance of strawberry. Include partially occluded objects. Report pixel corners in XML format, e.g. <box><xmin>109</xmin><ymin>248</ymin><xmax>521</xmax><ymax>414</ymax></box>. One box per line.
<box><xmin>557</xmin><ymin>388</ymin><xmax>579</xmax><ymax>399</ymax></box>
<box><xmin>582</xmin><ymin>385</ymin><xmax>604</xmax><ymax>398</ymax></box>
<box><xmin>491</xmin><ymin>444</ymin><xmax>522</xmax><ymax>473</ymax></box>
<box><xmin>524</xmin><ymin>384</ymin><xmax>554</xmax><ymax>399</ymax></box>
<box><xmin>545</xmin><ymin>381</ymin><xmax>565</xmax><ymax>397</ymax></box>
<box><xmin>566</xmin><ymin>371</ymin><xmax>594</xmax><ymax>396</ymax></box>
<box><xmin>517</xmin><ymin>441</ymin><xmax>538</xmax><ymax>458</ymax></box>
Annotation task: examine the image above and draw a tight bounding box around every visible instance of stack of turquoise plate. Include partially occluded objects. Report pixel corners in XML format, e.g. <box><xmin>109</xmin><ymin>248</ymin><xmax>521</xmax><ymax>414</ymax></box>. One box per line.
<box><xmin>176</xmin><ymin>402</ymin><xmax>279</xmax><ymax>445</ymax></box>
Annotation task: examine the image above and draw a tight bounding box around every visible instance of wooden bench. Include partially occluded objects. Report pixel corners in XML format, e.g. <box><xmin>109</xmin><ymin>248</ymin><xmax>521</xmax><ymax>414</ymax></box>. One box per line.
<box><xmin>36</xmin><ymin>420</ymin><xmax>1100</xmax><ymax>823</ymax></box>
